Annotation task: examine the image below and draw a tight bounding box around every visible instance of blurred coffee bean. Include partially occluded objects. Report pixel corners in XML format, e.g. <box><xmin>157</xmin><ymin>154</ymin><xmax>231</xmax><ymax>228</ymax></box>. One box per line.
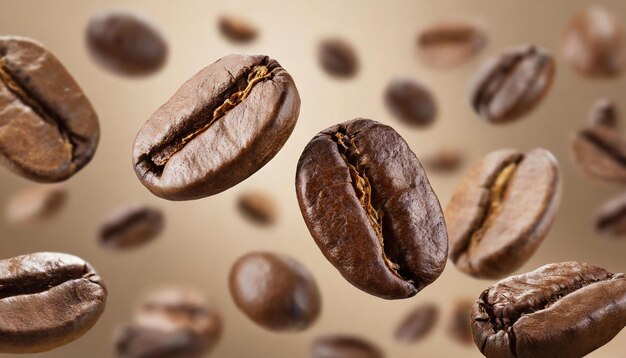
<box><xmin>5</xmin><ymin>184</ymin><xmax>67</xmax><ymax>223</ymax></box>
<box><xmin>384</xmin><ymin>78</ymin><xmax>437</xmax><ymax>127</ymax></box>
<box><xmin>98</xmin><ymin>204</ymin><xmax>164</xmax><ymax>250</ymax></box>
<box><xmin>417</xmin><ymin>20</ymin><xmax>486</xmax><ymax>68</ymax></box>
<box><xmin>219</xmin><ymin>15</ymin><xmax>258</xmax><ymax>43</ymax></box>
<box><xmin>86</xmin><ymin>10</ymin><xmax>167</xmax><ymax>76</ymax></box>
<box><xmin>448</xmin><ymin>299</ymin><xmax>474</xmax><ymax>345</ymax></box>
<box><xmin>394</xmin><ymin>303</ymin><xmax>438</xmax><ymax>343</ymax></box>
<box><xmin>311</xmin><ymin>335</ymin><xmax>384</xmax><ymax>358</ymax></box>
<box><xmin>562</xmin><ymin>7</ymin><xmax>625</xmax><ymax>78</ymax></box>
<box><xmin>470</xmin><ymin>45</ymin><xmax>555</xmax><ymax>123</ymax></box>
<box><xmin>318</xmin><ymin>38</ymin><xmax>359</xmax><ymax>78</ymax></box>
<box><xmin>588</xmin><ymin>99</ymin><xmax>618</xmax><ymax>128</ymax></box>
<box><xmin>596</xmin><ymin>192</ymin><xmax>626</xmax><ymax>238</ymax></box>
<box><xmin>229</xmin><ymin>252</ymin><xmax>321</xmax><ymax>331</ymax></box>
<box><xmin>422</xmin><ymin>147</ymin><xmax>463</xmax><ymax>173</ymax></box>
<box><xmin>237</xmin><ymin>191</ymin><xmax>277</xmax><ymax>226</ymax></box>
<box><xmin>0</xmin><ymin>36</ymin><xmax>100</xmax><ymax>182</ymax></box>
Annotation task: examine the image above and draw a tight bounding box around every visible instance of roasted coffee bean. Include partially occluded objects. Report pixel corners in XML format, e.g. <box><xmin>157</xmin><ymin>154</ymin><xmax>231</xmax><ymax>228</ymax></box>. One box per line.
<box><xmin>447</xmin><ymin>299</ymin><xmax>473</xmax><ymax>345</ymax></box>
<box><xmin>219</xmin><ymin>15</ymin><xmax>258</xmax><ymax>43</ymax></box>
<box><xmin>562</xmin><ymin>7</ymin><xmax>625</xmax><ymax>78</ymax></box>
<box><xmin>570</xmin><ymin>124</ymin><xmax>626</xmax><ymax>183</ymax></box>
<box><xmin>133</xmin><ymin>54</ymin><xmax>300</xmax><ymax>200</ymax></box>
<box><xmin>237</xmin><ymin>190</ymin><xmax>277</xmax><ymax>226</ymax></box>
<box><xmin>446</xmin><ymin>148</ymin><xmax>561</xmax><ymax>279</ymax></box>
<box><xmin>114</xmin><ymin>287</ymin><xmax>221</xmax><ymax>358</ymax></box>
<box><xmin>596</xmin><ymin>192</ymin><xmax>626</xmax><ymax>238</ymax></box>
<box><xmin>98</xmin><ymin>204</ymin><xmax>164</xmax><ymax>250</ymax></box>
<box><xmin>417</xmin><ymin>20</ymin><xmax>486</xmax><ymax>68</ymax></box>
<box><xmin>229</xmin><ymin>252</ymin><xmax>321</xmax><ymax>331</ymax></box>
<box><xmin>422</xmin><ymin>147</ymin><xmax>463</xmax><ymax>173</ymax></box>
<box><xmin>384</xmin><ymin>78</ymin><xmax>437</xmax><ymax>127</ymax></box>
<box><xmin>588</xmin><ymin>99</ymin><xmax>618</xmax><ymax>128</ymax></box>
<box><xmin>296</xmin><ymin>118</ymin><xmax>448</xmax><ymax>299</ymax></box>
<box><xmin>472</xmin><ymin>261</ymin><xmax>626</xmax><ymax>358</ymax></box>
<box><xmin>469</xmin><ymin>45</ymin><xmax>555</xmax><ymax>123</ymax></box>
<box><xmin>0</xmin><ymin>36</ymin><xmax>99</xmax><ymax>182</ymax></box>
<box><xmin>0</xmin><ymin>252</ymin><xmax>106</xmax><ymax>353</ymax></box>
<box><xmin>86</xmin><ymin>10</ymin><xmax>167</xmax><ymax>76</ymax></box>
<box><xmin>5</xmin><ymin>184</ymin><xmax>67</xmax><ymax>223</ymax></box>
<box><xmin>318</xmin><ymin>38</ymin><xmax>359</xmax><ymax>78</ymax></box>
<box><xmin>394</xmin><ymin>303</ymin><xmax>438</xmax><ymax>343</ymax></box>
<box><xmin>311</xmin><ymin>335</ymin><xmax>384</xmax><ymax>358</ymax></box>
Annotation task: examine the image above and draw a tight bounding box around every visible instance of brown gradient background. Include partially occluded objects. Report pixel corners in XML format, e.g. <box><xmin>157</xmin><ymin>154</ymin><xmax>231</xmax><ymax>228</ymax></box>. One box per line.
<box><xmin>1</xmin><ymin>0</ymin><xmax>625</xmax><ymax>357</ymax></box>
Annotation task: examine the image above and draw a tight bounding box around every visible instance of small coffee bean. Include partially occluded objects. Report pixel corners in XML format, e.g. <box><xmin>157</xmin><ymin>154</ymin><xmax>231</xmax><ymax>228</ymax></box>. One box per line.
<box><xmin>447</xmin><ymin>299</ymin><xmax>473</xmax><ymax>345</ymax></box>
<box><xmin>318</xmin><ymin>38</ymin><xmax>359</xmax><ymax>79</ymax></box>
<box><xmin>98</xmin><ymin>204</ymin><xmax>164</xmax><ymax>250</ymax></box>
<box><xmin>394</xmin><ymin>303</ymin><xmax>438</xmax><ymax>343</ymax></box>
<box><xmin>588</xmin><ymin>99</ymin><xmax>618</xmax><ymax>129</ymax></box>
<box><xmin>296</xmin><ymin>118</ymin><xmax>447</xmax><ymax>299</ymax></box>
<box><xmin>417</xmin><ymin>20</ymin><xmax>487</xmax><ymax>68</ymax></box>
<box><xmin>469</xmin><ymin>45</ymin><xmax>555</xmax><ymax>123</ymax></box>
<box><xmin>237</xmin><ymin>190</ymin><xmax>277</xmax><ymax>226</ymax></box>
<box><xmin>446</xmin><ymin>148</ymin><xmax>561</xmax><ymax>279</ymax></box>
<box><xmin>570</xmin><ymin>124</ymin><xmax>626</xmax><ymax>183</ymax></box>
<box><xmin>219</xmin><ymin>15</ymin><xmax>258</xmax><ymax>43</ymax></box>
<box><xmin>422</xmin><ymin>146</ymin><xmax>463</xmax><ymax>173</ymax></box>
<box><xmin>86</xmin><ymin>10</ymin><xmax>167</xmax><ymax>76</ymax></box>
<box><xmin>5</xmin><ymin>184</ymin><xmax>67</xmax><ymax>223</ymax></box>
<box><xmin>229</xmin><ymin>252</ymin><xmax>321</xmax><ymax>331</ymax></box>
<box><xmin>0</xmin><ymin>252</ymin><xmax>106</xmax><ymax>353</ymax></box>
<box><xmin>133</xmin><ymin>54</ymin><xmax>300</xmax><ymax>200</ymax></box>
<box><xmin>311</xmin><ymin>335</ymin><xmax>384</xmax><ymax>358</ymax></box>
<box><xmin>384</xmin><ymin>78</ymin><xmax>437</xmax><ymax>127</ymax></box>
<box><xmin>596</xmin><ymin>192</ymin><xmax>626</xmax><ymax>238</ymax></box>
<box><xmin>472</xmin><ymin>261</ymin><xmax>626</xmax><ymax>358</ymax></box>
<box><xmin>0</xmin><ymin>36</ymin><xmax>100</xmax><ymax>182</ymax></box>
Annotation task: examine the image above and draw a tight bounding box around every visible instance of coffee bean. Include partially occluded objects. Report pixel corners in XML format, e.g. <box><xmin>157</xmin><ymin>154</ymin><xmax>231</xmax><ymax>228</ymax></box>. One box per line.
<box><xmin>394</xmin><ymin>303</ymin><xmax>438</xmax><ymax>343</ymax></box>
<box><xmin>0</xmin><ymin>37</ymin><xmax>100</xmax><ymax>182</ymax></box>
<box><xmin>417</xmin><ymin>20</ymin><xmax>487</xmax><ymax>68</ymax></box>
<box><xmin>588</xmin><ymin>99</ymin><xmax>618</xmax><ymax>129</ymax></box>
<box><xmin>98</xmin><ymin>204</ymin><xmax>164</xmax><ymax>250</ymax></box>
<box><xmin>596</xmin><ymin>192</ymin><xmax>626</xmax><ymax>238</ymax></box>
<box><xmin>446</xmin><ymin>148</ymin><xmax>561</xmax><ymax>279</ymax></box>
<box><xmin>422</xmin><ymin>146</ymin><xmax>463</xmax><ymax>173</ymax></box>
<box><xmin>311</xmin><ymin>335</ymin><xmax>384</xmax><ymax>358</ymax></box>
<box><xmin>219</xmin><ymin>15</ymin><xmax>258</xmax><ymax>43</ymax></box>
<box><xmin>318</xmin><ymin>38</ymin><xmax>359</xmax><ymax>79</ymax></box>
<box><xmin>384</xmin><ymin>78</ymin><xmax>437</xmax><ymax>127</ymax></box>
<box><xmin>229</xmin><ymin>252</ymin><xmax>321</xmax><ymax>331</ymax></box>
<box><xmin>0</xmin><ymin>252</ymin><xmax>106</xmax><ymax>353</ymax></box>
<box><xmin>447</xmin><ymin>299</ymin><xmax>473</xmax><ymax>345</ymax></box>
<box><xmin>296</xmin><ymin>118</ymin><xmax>447</xmax><ymax>299</ymax></box>
<box><xmin>114</xmin><ymin>287</ymin><xmax>221</xmax><ymax>358</ymax></box>
<box><xmin>5</xmin><ymin>184</ymin><xmax>67</xmax><ymax>223</ymax></box>
<box><xmin>237</xmin><ymin>190</ymin><xmax>277</xmax><ymax>226</ymax></box>
<box><xmin>86</xmin><ymin>10</ymin><xmax>167</xmax><ymax>77</ymax></box>
<box><xmin>133</xmin><ymin>54</ymin><xmax>300</xmax><ymax>200</ymax></box>
<box><xmin>570</xmin><ymin>123</ymin><xmax>626</xmax><ymax>183</ymax></box>
<box><xmin>562</xmin><ymin>7</ymin><xmax>625</xmax><ymax>78</ymax></box>
<box><xmin>472</xmin><ymin>261</ymin><xmax>626</xmax><ymax>358</ymax></box>
<box><xmin>469</xmin><ymin>45</ymin><xmax>555</xmax><ymax>123</ymax></box>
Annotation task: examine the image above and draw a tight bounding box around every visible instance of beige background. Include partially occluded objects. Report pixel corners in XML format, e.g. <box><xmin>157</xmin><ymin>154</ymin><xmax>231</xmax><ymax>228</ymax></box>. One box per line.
<box><xmin>0</xmin><ymin>0</ymin><xmax>625</xmax><ymax>357</ymax></box>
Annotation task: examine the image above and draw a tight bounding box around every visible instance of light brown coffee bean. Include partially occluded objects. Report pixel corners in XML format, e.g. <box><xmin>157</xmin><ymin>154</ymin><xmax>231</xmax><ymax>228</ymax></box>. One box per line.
<box><xmin>596</xmin><ymin>192</ymin><xmax>626</xmax><ymax>238</ymax></box>
<box><xmin>394</xmin><ymin>303</ymin><xmax>438</xmax><ymax>343</ymax></box>
<box><xmin>570</xmin><ymin>123</ymin><xmax>626</xmax><ymax>183</ymax></box>
<box><xmin>422</xmin><ymin>147</ymin><xmax>464</xmax><ymax>173</ymax></box>
<box><xmin>237</xmin><ymin>191</ymin><xmax>277</xmax><ymax>226</ymax></box>
<box><xmin>311</xmin><ymin>335</ymin><xmax>384</xmax><ymax>358</ymax></box>
<box><xmin>219</xmin><ymin>15</ymin><xmax>258</xmax><ymax>43</ymax></box>
<box><xmin>98</xmin><ymin>204</ymin><xmax>164</xmax><ymax>250</ymax></box>
<box><xmin>417</xmin><ymin>20</ymin><xmax>486</xmax><ymax>68</ymax></box>
<box><xmin>448</xmin><ymin>299</ymin><xmax>474</xmax><ymax>346</ymax></box>
<box><xmin>318</xmin><ymin>38</ymin><xmax>359</xmax><ymax>79</ymax></box>
<box><xmin>5</xmin><ymin>184</ymin><xmax>67</xmax><ymax>223</ymax></box>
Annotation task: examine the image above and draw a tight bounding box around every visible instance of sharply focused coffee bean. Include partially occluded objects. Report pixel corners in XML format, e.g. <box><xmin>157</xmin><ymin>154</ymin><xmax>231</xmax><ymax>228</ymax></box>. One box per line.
<box><xmin>296</xmin><ymin>118</ymin><xmax>448</xmax><ymax>299</ymax></box>
<box><xmin>446</xmin><ymin>148</ymin><xmax>561</xmax><ymax>279</ymax></box>
<box><xmin>0</xmin><ymin>252</ymin><xmax>106</xmax><ymax>353</ymax></box>
<box><xmin>562</xmin><ymin>7</ymin><xmax>625</xmax><ymax>78</ymax></box>
<box><xmin>98</xmin><ymin>204</ymin><xmax>164</xmax><ymax>250</ymax></box>
<box><xmin>237</xmin><ymin>190</ymin><xmax>277</xmax><ymax>226</ymax></box>
<box><xmin>469</xmin><ymin>45</ymin><xmax>555</xmax><ymax>123</ymax></box>
<box><xmin>472</xmin><ymin>261</ymin><xmax>626</xmax><ymax>358</ymax></box>
<box><xmin>422</xmin><ymin>147</ymin><xmax>463</xmax><ymax>173</ymax></box>
<box><xmin>588</xmin><ymin>99</ymin><xmax>618</xmax><ymax>128</ymax></box>
<box><xmin>394</xmin><ymin>303</ymin><xmax>438</xmax><ymax>343</ymax></box>
<box><xmin>114</xmin><ymin>287</ymin><xmax>221</xmax><ymax>358</ymax></box>
<box><xmin>318</xmin><ymin>38</ymin><xmax>359</xmax><ymax>78</ymax></box>
<box><xmin>133</xmin><ymin>54</ymin><xmax>300</xmax><ymax>200</ymax></box>
<box><xmin>0</xmin><ymin>37</ymin><xmax>100</xmax><ymax>182</ymax></box>
<box><xmin>447</xmin><ymin>299</ymin><xmax>473</xmax><ymax>345</ymax></box>
<box><xmin>5</xmin><ymin>184</ymin><xmax>67</xmax><ymax>223</ymax></box>
<box><xmin>86</xmin><ymin>10</ymin><xmax>167</xmax><ymax>76</ymax></box>
<box><xmin>384</xmin><ymin>78</ymin><xmax>437</xmax><ymax>127</ymax></box>
<box><xmin>219</xmin><ymin>15</ymin><xmax>258</xmax><ymax>43</ymax></box>
<box><xmin>417</xmin><ymin>20</ymin><xmax>486</xmax><ymax>68</ymax></box>
<box><xmin>311</xmin><ymin>335</ymin><xmax>384</xmax><ymax>358</ymax></box>
<box><xmin>229</xmin><ymin>252</ymin><xmax>321</xmax><ymax>331</ymax></box>
<box><xmin>596</xmin><ymin>192</ymin><xmax>626</xmax><ymax>238</ymax></box>
<box><xmin>570</xmin><ymin>119</ymin><xmax>626</xmax><ymax>183</ymax></box>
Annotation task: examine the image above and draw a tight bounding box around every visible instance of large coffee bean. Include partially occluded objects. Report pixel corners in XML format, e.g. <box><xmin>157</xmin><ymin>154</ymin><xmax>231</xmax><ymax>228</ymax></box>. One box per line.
<box><xmin>417</xmin><ymin>20</ymin><xmax>487</xmax><ymax>68</ymax></box>
<box><xmin>311</xmin><ymin>335</ymin><xmax>384</xmax><ymax>358</ymax></box>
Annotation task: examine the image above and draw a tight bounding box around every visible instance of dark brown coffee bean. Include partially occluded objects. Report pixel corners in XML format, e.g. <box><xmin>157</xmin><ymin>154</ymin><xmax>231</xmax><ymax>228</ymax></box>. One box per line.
<box><xmin>596</xmin><ymin>192</ymin><xmax>626</xmax><ymax>238</ymax></box>
<box><xmin>562</xmin><ymin>7</ymin><xmax>625</xmax><ymax>78</ymax></box>
<box><xmin>296</xmin><ymin>118</ymin><xmax>447</xmax><ymax>299</ymax></box>
<box><xmin>114</xmin><ymin>287</ymin><xmax>221</xmax><ymax>358</ymax></box>
<box><xmin>5</xmin><ymin>184</ymin><xmax>67</xmax><ymax>223</ymax></box>
<box><xmin>446</xmin><ymin>148</ymin><xmax>561</xmax><ymax>279</ymax></box>
<box><xmin>384</xmin><ymin>78</ymin><xmax>437</xmax><ymax>127</ymax></box>
<box><xmin>86</xmin><ymin>10</ymin><xmax>167</xmax><ymax>77</ymax></box>
<box><xmin>588</xmin><ymin>99</ymin><xmax>618</xmax><ymax>128</ymax></box>
<box><xmin>237</xmin><ymin>190</ymin><xmax>277</xmax><ymax>226</ymax></box>
<box><xmin>472</xmin><ymin>261</ymin><xmax>626</xmax><ymax>358</ymax></box>
<box><xmin>0</xmin><ymin>252</ymin><xmax>106</xmax><ymax>353</ymax></box>
<box><xmin>570</xmin><ymin>125</ymin><xmax>626</xmax><ymax>183</ymax></box>
<box><xmin>417</xmin><ymin>20</ymin><xmax>487</xmax><ymax>68</ymax></box>
<box><xmin>318</xmin><ymin>38</ymin><xmax>359</xmax><ymax>79</ymax></box>
<box><xmin>133</xmin><ymin>54</ymin><xmax>300</xmax><ymax>200</ymax></box>
<box><xmin>98</xmin><ymin>204</ymin><xmax>164</xmax><ymax>250</ymax></box>
<box><xmin>229</xmin><ymin>252</ymin><xmax>321</xmax><ymax>331</ymax></box>
<box><xmin>219</xmin><ymin>15</ymin><xmax>258</xmax><ymax>43</ymax></box>
<box><xmin>469</xmin><ymin>45</ymin><xmax>555</xmax><ymax>124</ymax></box>
<box><xmin>447</xmin><ymin>299</ymin><xmax>473</xmax><ymax>345</ymax></box>
<box><xmin>422</xmin><ymin>147</ymin><xmax>463</xmax><ymax>173</ymax></box>
<box><xmin>394</xmin><ymin>303</ymin><xmax>438</xmax><ymax>343</ymax></box>
<box><xmin>0</xmin><ymin>37</ymin><xmax>100</xmax><ymax>182</ymax></box>
<box><xmin>311</xmin><ymin>335</ymin><xmax>384</xmax><ymax>358</ymax></box>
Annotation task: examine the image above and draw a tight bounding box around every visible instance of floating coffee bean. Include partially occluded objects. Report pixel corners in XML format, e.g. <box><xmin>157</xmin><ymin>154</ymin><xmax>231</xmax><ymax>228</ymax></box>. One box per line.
<box><xmin>562</xmin><ymin>7</ymin><xmax>625</xmax><ymax>78</ymax></box>
<box><xmin>114</xmin><ymin>287</ymin><xmax>221</xmax><ymax>358</ymax></box>
<box><xmin>296</xmin><ymin>118</ymin><xmax>448</xmax><ymax>299</ymax></box>
<box><xmin>417</xmin><ymin>20</ymin><xmax>486</xmax><ymax>68</ymax></box>
<box><xmin>0</xmin><ymin>36</ymin><xmax>100</xmax><ymax>182</ymax></box>
<box><xmin>384</xmin><ymin>78</ymin><xmax>437</xmax><ymax>127</ymax></box>
<box><xmin>311</xmin><ymin>335</ymin><xmax>384</xmax><ymax>358</ymax></box>
<box><xmin>596</xmin><ymin>192</ymin><xmax>626</xmax><ymax>238</ymax></box>
<box><xmin>219</xmin><ymin>15</ymin><xmax>258</xmax><ymax>43</ymax></box>
<box><xmin>469</xmin><ymin>45</ymin><xmax>555</xmax><ymax>123</ymax></box>
<box><xmin>472</xmin><ymin>261</ymin><xmax>626</xmax><ymax>358</ymax></box>
<box><xmin>588</xmin><ymin>99</ymin><xmax>618</xmax><ymax>128</ymax></box>
<box><xmin>237</xmin><ymin>190</ymin><xmax>277</xmax><ymax>226</ymax></box>
<box><xmin>422</xmin><ymin>146</ymin><xmax>463</xmax><ymax>173</ymax></box>
<box><xmin>229</xmin><ymin>252</ymin><xmax>321</xmax><ymax>331</ymax></box>
<box><xmin>0</xmin><ymin>252</ymin><xmax>106</xmax><ymax>353</ymax></box>
<box><xmin>447</xmin><ymin>299</ymin><xmax>473</xmax><ymax>345</ymax></box>
<box><xmin>394</xmin><ymin>302</ymin><xmax>438</xmax><ymax>343</ymax></box>
<box><xmin>446</xmin><ymin>148</ymin><xmax>561</xmax><ymax>279</ymax></box>
<box><xmin>133</xmin><ymin>54</ymin><xmax>300</xmax><ymax>200</ymax></box>
<box><xmin>318</xmin><ymin>38</ymin><xmax>359</xmax><ymax>78</ymax></box>
<box><xmin>86</xmin><ymin>10</ymin><xmax>167</xmax><ymax>76</ymax></box>
<box><xmin>5</xmin><ymin>184</ymin><xmax>67</xmax><ymax>223</ymax></box>
<box><xmin>98</xmin><ymin>204</ymin><xmax>164</xmax><ymax>250</ymax></box>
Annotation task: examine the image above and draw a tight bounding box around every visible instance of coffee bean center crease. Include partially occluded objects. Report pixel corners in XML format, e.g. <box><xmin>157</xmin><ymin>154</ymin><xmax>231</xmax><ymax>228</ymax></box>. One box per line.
<box><xmin>0</xmin><ymin>264</ymin><xmax>96</xmax><ymax>299</ymax></box>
